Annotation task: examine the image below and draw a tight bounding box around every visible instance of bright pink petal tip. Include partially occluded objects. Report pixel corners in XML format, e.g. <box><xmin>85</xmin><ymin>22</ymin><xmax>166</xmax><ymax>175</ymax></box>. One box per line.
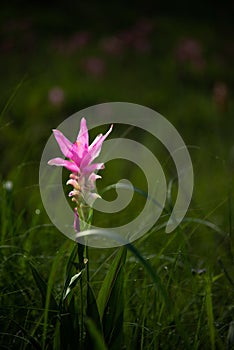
<box><xmin>52</xmin><ymin>129</ymin><xmax>73</xmax><ymax>158</ymax></box>
<box><xmin>77</xmin><ymin>118</ymin><xmax>89</xmax><ymax>151</ymax></box>
<box><xmin>87</xmin><ymin>124</ymin><xmax>113</xmax><ymax>163</ymax></box>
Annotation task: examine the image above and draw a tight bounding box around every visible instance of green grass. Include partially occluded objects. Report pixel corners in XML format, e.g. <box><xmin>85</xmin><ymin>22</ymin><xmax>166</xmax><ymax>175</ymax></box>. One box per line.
<box><xmin>0</xmin><ymin>7</ymin><xmax>234</xmax><ymax>350</ymax></box>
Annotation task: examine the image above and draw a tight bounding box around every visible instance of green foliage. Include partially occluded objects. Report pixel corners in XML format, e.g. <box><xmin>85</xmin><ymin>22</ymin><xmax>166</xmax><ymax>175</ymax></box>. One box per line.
<box><xmin>97</xmin><ymin>247</ymin><xmax>126</xmax><ymax>349</ymax></box>
<box><xmin>85</xmin><ymin>318</ymin><xmax>107</xmax><ymax>350</ymax></box>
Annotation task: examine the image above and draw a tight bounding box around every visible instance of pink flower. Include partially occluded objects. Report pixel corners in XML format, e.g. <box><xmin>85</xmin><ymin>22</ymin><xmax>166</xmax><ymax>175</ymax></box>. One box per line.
<box><xmin>48</xmin><ymin>118</ymin><xmax>112</xmax><ymax>175</ymax></box>
<box><xmin>175</xmin><ymin>37</ymin><xmax>205</xmax><ymax>70</ymax></box>
<box><xmin>83</xmin><ymin>57</ymin><xmax>106</xmax><ymax>77</ymax></box>
<box><xmin>48</xmin><ymin>118</ymin><xmax>112</xmax><ymax>230</ymax></box>
<box><xmin>48</xmin><ymin>87</ymin><xmax>65</xmax><ymax>106</ymax></box>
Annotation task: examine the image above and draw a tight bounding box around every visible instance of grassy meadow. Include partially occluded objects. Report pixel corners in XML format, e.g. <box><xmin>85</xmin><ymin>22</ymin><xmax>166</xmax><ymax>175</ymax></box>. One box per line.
<box><xmin>0</xmin><ymin>4</ymin><xmax>234</xmax><ymax>349</ymax></box>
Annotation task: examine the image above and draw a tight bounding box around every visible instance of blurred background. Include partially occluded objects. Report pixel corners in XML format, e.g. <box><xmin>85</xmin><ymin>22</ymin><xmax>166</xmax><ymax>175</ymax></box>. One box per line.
<box><xmin>0</xmin><ymin>0</ymin><xmax>233</xmax><ymax>230</ymax></box>
<box><xmin>1</xmin><ymin>3</ymin><xmax>234</xmax><ymax>348</ymax></box>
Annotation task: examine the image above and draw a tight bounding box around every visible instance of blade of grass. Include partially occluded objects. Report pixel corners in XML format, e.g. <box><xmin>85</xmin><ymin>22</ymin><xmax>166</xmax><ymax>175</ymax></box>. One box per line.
<box><xmin>85</xmin><ymin>318</ymin><xmax>108</xmax><ymax>350</ymax></box>
<box><xmin>86</xmin><ymin>284</ymin><xmax>103</xmax><ymax>348</ymax></box>
<box><xmin>29</xmin><ymin>262</ymin><xmax>58</xmax><ymax>310</ymax></box>
<box><xmin>205</xmin><ymin>276</ymin><xmax>215</xmax><ymax>350</ymax></box>
<box><xmin>97</xmin><ymin>247</ymin><xmax>126</xmax><ymax>319</ymax></box>
<box><xmin>0</xmin><ymin>75</ymin><xmax>27</xmax><ymax>122</ymax></box>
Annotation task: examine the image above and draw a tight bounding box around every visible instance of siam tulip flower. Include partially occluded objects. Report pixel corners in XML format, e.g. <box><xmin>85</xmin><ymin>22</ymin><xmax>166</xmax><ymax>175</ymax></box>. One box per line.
<box><xmin>48</xmin><ymin>117</ymin><xmax>112</xmax><ymax>231</ymax></box>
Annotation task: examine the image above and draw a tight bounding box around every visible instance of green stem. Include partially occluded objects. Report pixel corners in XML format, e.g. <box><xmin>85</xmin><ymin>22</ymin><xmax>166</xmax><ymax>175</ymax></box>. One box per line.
<box><xmin>80</xmin><ymin>275</ymin><xmax>84</xmax><ymax>342</ymax></box>
<box><xmin>76</xmin><ymin>204</ymin><xmax>92</xmax><ymax>343</ymax></box>
<box><xmin>77</xmin><ymin>242</ymin><xmax>85</xmax><ymax>343</ymax></box>
<box><xmin>86</xmin><ymin>246</ymin><xmax>90</xmax><ymax>283</ymax></box>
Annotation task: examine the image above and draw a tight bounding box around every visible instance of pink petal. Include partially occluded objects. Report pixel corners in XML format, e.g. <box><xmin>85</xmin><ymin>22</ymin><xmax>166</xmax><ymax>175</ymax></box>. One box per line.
<box><xmin>52</xmin><ymin>129</ymin><xmax>73</xmax><ymax>158</ymax></box>
<box><xmin>66</xmin><ymin>179</ymin><xmax>79</xmax><ymax>188</ymax></box>
<box><xmin>48</xmin><ymin>157</ymin><xmax>80</xmax><ymax>173</ymax></box>
<box><xmin>87</xmin><ymin>173</ymin><xmax>102</xmax><ymax>189</ymax></box>
<box><xmin>53</xmin><ymin>129</ymin><xmax>82</xmax><ymax>166</ymax></box>
<box><xmin>76</xmin><ymin>118</ymin><xmax>89</xmax><ymax>157</ymax></box>
<box><xmin>69</xmin><ymin>142</ymin><xmax>84</xmax><ymax>166</ymax></box>
<box><xmin>89</xmin><ymin>133</ymin><xmax>102</xmax><ymax>148</ymax></box>
<box><xmin>82</xmin><ymin>124</ymin><xmax>113</xmax><ymax>167</ymax></box>
<box><xmin>83</xmin><ymin>162</ymin><xmax>104</xmax><ymax>174</ymax></box>
<box><xmin>89</xmin><ymin>173</ymin><xmax>102</xmax><ymax>181</ymax></box>
<box><xmin>88</xmin><ymin>124</ymin><xmax>113</xmax><ymax>159</ymax></box>
<box><xmin>82</xmin><ymin>191</ymin><xmax>101</xmax><ymax>207</ymax></box>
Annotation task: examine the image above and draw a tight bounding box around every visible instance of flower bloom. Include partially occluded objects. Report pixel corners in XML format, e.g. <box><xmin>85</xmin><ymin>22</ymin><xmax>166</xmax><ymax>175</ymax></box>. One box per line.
<box><xmin>48</xmin><ymin>117</ymin><xmax>112</xmax><ymax>230</ymax></box>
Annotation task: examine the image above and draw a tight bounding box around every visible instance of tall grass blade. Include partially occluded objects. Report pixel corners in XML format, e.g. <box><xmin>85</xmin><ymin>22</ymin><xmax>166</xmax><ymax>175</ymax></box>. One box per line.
<box><xmin>0</xmin><ymin>75</ymin><xmax>27</xmax><ymax>122</ymax></box>
<box><xmin>85</xmin><ymin>318</ymin><xmax>108</xmax><ymax>350</ymax></box>
<box><xmin>87</xmin><ymin>283</ymin><xmax>102</xmax><ymax>331</ymax></box>
<box><xmin>205</xmin><ymin>276</ymin><xmax>215</xmax><ymax>350</ymax></box>
<box><xmin>86</xmin><ymin>284</ymin><xmax>103</xmax><ymax>348</ymax></box>
<box><xmin>29</xmin><ymin>262</ymin><xmax>58</xmax><ymax>310</ymax></box>
<box><xmin>97</xmin><ymin>247</ymin><xmax>126</xmax><ymax>319</ymax></box>
<box><xmin>97</xmin><ymin>247</ymin><xmax>126</xmax><ymax>349</ymax></box>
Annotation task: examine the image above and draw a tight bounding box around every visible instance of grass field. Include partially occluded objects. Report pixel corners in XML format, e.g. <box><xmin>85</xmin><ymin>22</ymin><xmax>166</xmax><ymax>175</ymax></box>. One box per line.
<box><xmin>0</xmin><ymin>5</ymin><xmax>234</xmax><ymax>349</ymax></box>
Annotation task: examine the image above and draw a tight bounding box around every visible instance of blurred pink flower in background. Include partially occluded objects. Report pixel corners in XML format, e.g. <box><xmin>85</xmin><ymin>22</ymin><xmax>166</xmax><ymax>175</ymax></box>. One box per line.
<box><xmin>48</xmin><ymin>86</ymin><xmax>65</xmax><ymax>106</ymax></box>
<box><xmin>213</xmin><ymin>81</ymin><xmax>229</xmax><ymax>111</ymax></box>
<box><xmin>67</xmin><ymin>31</ymin><xmax>90</xmax><ymax>53</ymax></box>
<box><xmin>83</xmin><ymin>57</ymin><xmax>105</xmax><ymax>77</ymax></box>
<box><xmin>99</xmin><ymin>17</ymin><xmax>154</xmax><ymax>57</ymax></box>
<box><xmin>51</xmin><ymin>31</ymin><xmax>90</xmax><ymax>54</ymax></box>
<box><xmin>175</xmin><ymin>37</ymin><xmax>205</xmax><ymax>70</ymax></box>
<box><xmin>1</xmin><ymin>18</ymin><xmax>34</xmax><ymax>54</ymax></box>
<box><xmin>100</xmin><ymin>36</ymin><xmax>124</xmax><ymax>56</ymax></box>
<box><xmin>118</xmin><ymin>18</ymin><xmax>153</xmax><ymax>54</ymax></box>
<box><xmin>132</xmin><ymin>18</ymin><xmax>153</xmax><ymax>53</ymax></box>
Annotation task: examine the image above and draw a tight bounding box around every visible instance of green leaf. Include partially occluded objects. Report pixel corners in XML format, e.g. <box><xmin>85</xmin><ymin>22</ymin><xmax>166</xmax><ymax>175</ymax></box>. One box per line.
<box><xmin>61</xmin><ymin>243</ymin><xmax>87</xmax><ymax>303</ymax></box>
<box><xmin>59</xmin><ymin>243</ymin><xmax>84</xmax><ymax>349</ymax></box>
<box><xmin>87</xmin><ymin>284</ymin><xmax>102</xmax><ymax>332</ymax></box>
<box><xmin>53</xmin><ymin>320</ymin><xmax>61</xmax><ymax>350</ymax></box>
<box><xmin>86</xmin><ymin>284</ymin><xmax>103</xmax><ymax>348</ymax></box>
<box><xmin>75</xmin><ymin>231</ymin><xmax>169</xmax><ymax>307</ymax></box>
<box><xmin>205</xmin><ymin>276</ymin><xmax>215</xmax><ymax>350</ymax></box>
<box><xmin>85</xmin><ymin>318</ymin><xmax>108</xmax><ymax>350</ymax></box>
<box><xmin>103</xmin><ymin>264</ymin><xmax>125</xmax><ymax>350</ymax></box>
<box><xmin>60</xmin><ymin>294</ymin><xmax>80</xmax><ymax>350</ymax></box>
<box><xmin>63</xmin><ymin>271</ymin><xmax>83</xmax><ymax>300</ymax></box>
<box><xmin>97</xmin><ymin>247</ymin><xmax>126</xmax><ymax>319</ymax></box>
<box><xmin>126</xmin><ymin>242</ymin><xmax>170</xmax><ymax>307</ymax></box>
<box><xmin>63</xmin><ymin>243</ymin><xmax>78</xmax><ymax>293</ymax></box>
<box><xmin>29</xmin><ymin>262</ymin><xmax>58</xmax><ymax>311</ymax></box>
<box><xmin>97</xmin><ymin>247</ymin><xmax>126</xmax><ymax>349</ymax></box>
